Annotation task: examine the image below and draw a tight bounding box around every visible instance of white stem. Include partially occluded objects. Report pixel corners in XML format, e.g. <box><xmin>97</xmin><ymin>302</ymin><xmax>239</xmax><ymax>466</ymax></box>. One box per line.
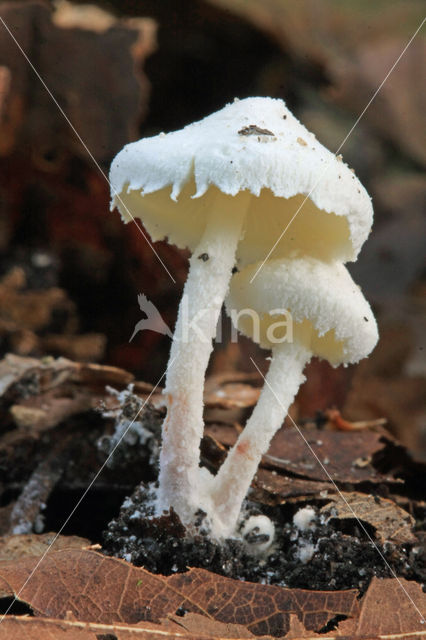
<box><xmin>157</xmin><ymin>205</ymin><xmax>246</xmax><ymax>524</ymax></box>
<box><xmin>210</xmin><ymin>341</ymin><xmax>311</xmax><ymax>537</ymax></box>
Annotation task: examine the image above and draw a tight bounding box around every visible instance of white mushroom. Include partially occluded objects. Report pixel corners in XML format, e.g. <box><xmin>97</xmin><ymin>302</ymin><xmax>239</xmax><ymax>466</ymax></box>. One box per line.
<box><xmin>109</xmin><ymin>97</ymin><xmax>373</xmax><ymax>530</ymax></box>
<box><xmin>240</xmin><ymin>514</ymin><xmax>275</xmax><ymax>554</ymax></box>
<box><xmin>210</xmin><ymin>257</ymin><xmax>378</xmax><ymax>537</ymax></box>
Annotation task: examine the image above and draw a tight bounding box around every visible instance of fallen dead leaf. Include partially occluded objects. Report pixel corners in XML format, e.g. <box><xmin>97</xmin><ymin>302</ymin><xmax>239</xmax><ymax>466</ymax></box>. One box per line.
<box><xmin>202</xmin><ymin>423</ymin><xmax>242</xmax><ymax>469</ymax></box>
<box><xmin>204</xmin><ymin>423</ymin><xmax>242</xmax><ymax>448</ymax></box>
<box><xmin>165</xmin><ymin>611</ymin><xmax>256</xmax><ymax>638</ymax></box>
<box><xmin>0</xmin><ymin>549</ymin><xmax>359</xmax><ymax>636</ymax></box>
<box><xmin>321</xmin><ymin>492</ymin><xmax>417</xmax><ymax>545</ymax></box>
<box><xmin>0</xmin><ymin>352</ymin><xmax>138</xmax><ymax>402</ymax></box>
<box><xmin>331</xmin><ymin>577</ymin><xmax>426</xmax><ymax>637</ymax></box>
<box><xmin>283</xmin><ymin>613</ymin><xmax>313</xmax><ymax>639</ymax></box>
<box><xmin>0</xmin><ymin>533</ymin><xmax>90</xmax><ymax>564</ymax></box>
<box><xmin>0</xmin><ymin>615</ymin><xmax>253</xmax><ymax>640</ymax></box>
<box><xmin>4</xmin><ymin>609</ymin><xmax>426</xmax><ymax>640</ymax></box>
<box><xmin>0</xmin><ymin>354</ymin><xmax>145</xmax><ymax>433</ymax></box>
<box><xmin>9</xmin><ymin>388</ymin><xmax>92</xmax><ymax>432</ymax></box>
<box><xmin>0</xmin><ymin>353</ymin><xmax>75</xmax><ymax>398</ymax></box>
<box><xmin>265</xmin><ymin>426</ymin><xmax>395</xmax><ymax>484</ymax></box>
<box><xmin>252</xmin><ymin>469</ymin><xmax>331</xmax><ymax>505</ymax></box>
<box><xmin>204</xmin><ymin>372</ymin><xmax>262</xmax><ymax>410</ymax></box>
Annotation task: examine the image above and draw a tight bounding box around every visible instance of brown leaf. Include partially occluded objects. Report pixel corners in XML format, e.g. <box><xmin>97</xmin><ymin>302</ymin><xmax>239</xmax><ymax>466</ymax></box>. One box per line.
<box><xmin>204</xmin><ymin>372</ymin><xmax>262</xmax><ymax>410</ymax></box>
<box><xmin>0</xmin><ymin>353</ymin><xmax>76</xmax><ymax>398</ymax></box>
<box><xmin>320</xmin><ymin>492</ymin><xmax>417</xmax><ymax>545</ymax></box>
<box><xmin>9</xmin><ymin>388</ymin><xmax>92</xmax><ymax>432</ymax></box>
<box><xmin>252</xmin><ymin>469</ymin><xmax>331</xmax><ymax>505</ymax></box>
<box><xmin>202</xmin><ymin>423</ymin><xmax>242</xmax><ymax>469</ymax></box>
<box><xmin>283</xmin><ymin>613</ymin><xmax>313</xmax><ymax>639</ymax></box>
<box><xmin>0</xmin><ymin>615</ymin><xmax>241</xmax><ymax>640</ymax></box>
<box><xmin>204</xmin><ymin>423</ymin><xmax>241</xmax><ymax>449</ymax></box>
<box><xmin>334</xmin><ymin>577</ymin><xmax>426</xmax><ymax>637</ymax></box>
<box><xmin>0</xmin><ymin>549</ymin><xmax>359</xmax><ymax>636</ymax></box>
<box><xmin>0</xmin><ymin>353</ymin><xmax>139</xmax><ymax>417</ymax></box>
<box><xmin>0</xmin><ymin>533</ymin><xmax>90</xmax><ymax>564</ymax></box>
<box><xmin>74</xmin><ymin>361</ymin><xmax>135</xmax><ymax>391</ymax></box>
<box><xmin>166</xmin><ymin>611</ymin><xmax>256</xmax><ymax>638</ymax></box>
<box><xmin>265</xmin><ymin>426</ymin><xmax>394</xmax><ymax>484</ymax></box>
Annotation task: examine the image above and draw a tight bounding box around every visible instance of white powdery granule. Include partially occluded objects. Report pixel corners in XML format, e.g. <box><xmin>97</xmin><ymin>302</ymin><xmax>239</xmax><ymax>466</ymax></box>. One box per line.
<box><xmin>295</xmin><ymin>540</ymin><xmax>316</xmax><ymax>564</ymax></box>
<box><xmin>293</xmin><ymin>506</ymin><xmax>317</xmax><ymax>531</ymax></box>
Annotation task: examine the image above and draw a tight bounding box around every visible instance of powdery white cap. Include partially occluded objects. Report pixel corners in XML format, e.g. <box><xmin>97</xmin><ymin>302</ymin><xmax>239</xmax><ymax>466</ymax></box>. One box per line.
<box><xmin>110</xmin><ymin>97</ymin><xmax>373</xmax><ymax>264</ymax></box>
<box><xmin>240</xmin><ymin>514</ymin><xmax>275</xmax><ymax>554</ymax></box>
<box><xmin>293</xmin><ymin>506</ymin><xmax>317</xmax><ymax>531</ymax></box>
<box><xmin>226</xmin><ymin>257</ymin><xmax>378</xmax><ymax>365</ymax></box>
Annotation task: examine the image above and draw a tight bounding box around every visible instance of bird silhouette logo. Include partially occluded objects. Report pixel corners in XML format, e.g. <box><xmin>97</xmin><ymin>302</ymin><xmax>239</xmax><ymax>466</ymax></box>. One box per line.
<box><xmin>129</xmin><ymin>294</ymin><xmax>173</xmax><ymax>342</ymax></box>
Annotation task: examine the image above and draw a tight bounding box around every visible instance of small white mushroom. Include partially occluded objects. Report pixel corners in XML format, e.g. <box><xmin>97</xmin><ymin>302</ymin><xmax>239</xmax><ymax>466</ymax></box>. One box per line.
<box><xmin>109</xmin><ymin>97</ymin><xmax>373</xmax><ymax>531</ymax></box>
<box><xmin>293</xmin><ymin>506</ymin><xmax>317</xmax><ymax>531</ymax></box>
<box><xmin>240</xmin><ymin>514</ymin><xmax>275</xmax><ymax>554</ymax></box>
<box><xmin>210</xmin><ymin>257</ymin><xmax>378</xmax><ymax>536</ymax></box>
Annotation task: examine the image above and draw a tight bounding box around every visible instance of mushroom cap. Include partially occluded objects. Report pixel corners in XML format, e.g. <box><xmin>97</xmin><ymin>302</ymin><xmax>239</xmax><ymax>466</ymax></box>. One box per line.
<box><xmin>225</xmin><ymin>257</ymin><xmax>378</xmax><ymax>365</ymax></box>
<box><xmin>110</xmin><ymin>97</ymin><xmax>373</xmax><ymax>264</ymax></box>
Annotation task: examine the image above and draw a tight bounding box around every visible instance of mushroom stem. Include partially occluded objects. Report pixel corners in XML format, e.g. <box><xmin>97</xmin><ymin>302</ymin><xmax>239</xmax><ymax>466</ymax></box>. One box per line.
<box><xmin>157</xmin><ymin>203</ymin><xmax>247</xmax><ymax>524</ymax></box>
<box><xmin>210</xmin><ymin>340</ymin><xmax>311</xmax><ymax>537</ymax></box>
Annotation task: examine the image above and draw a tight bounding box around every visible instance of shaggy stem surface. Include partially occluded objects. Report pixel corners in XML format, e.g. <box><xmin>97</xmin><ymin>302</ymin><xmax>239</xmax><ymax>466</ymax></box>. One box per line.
<box><xmin>157</xmin><ymin>204</ymin><xmax>247</xmax><ymax>525</ymax></box>
<box><xmin>211</xmin><ymin>341</ymin><xmax>311</xmax><ymax>537</ymax></box>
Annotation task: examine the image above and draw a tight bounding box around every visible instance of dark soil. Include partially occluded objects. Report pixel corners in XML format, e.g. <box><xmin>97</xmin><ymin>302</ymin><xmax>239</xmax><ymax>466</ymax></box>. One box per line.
<box><xmin>100</xmin><ymin>399</ymin><xmax>426</xmax><ymax>593</ymax></box>
<box><xmin>103</xmin><ymin>482</ymin><xmax>426</xmax><ymax>593</ymax></box>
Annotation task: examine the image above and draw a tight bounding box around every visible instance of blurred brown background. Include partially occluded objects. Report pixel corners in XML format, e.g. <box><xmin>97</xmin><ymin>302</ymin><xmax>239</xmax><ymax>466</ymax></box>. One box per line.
<box><xmin>0</xmin><ymin>0</ymin><xmax>425</xmax><ymax>456</ymax></box>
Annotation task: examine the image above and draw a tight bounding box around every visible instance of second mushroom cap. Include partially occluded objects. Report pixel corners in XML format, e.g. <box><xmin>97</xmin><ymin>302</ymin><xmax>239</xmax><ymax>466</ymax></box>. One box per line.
<box><xmin>226</xmin><ymin>256</ymin><xmax>378</xmax><ymax>365</ymax></box>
